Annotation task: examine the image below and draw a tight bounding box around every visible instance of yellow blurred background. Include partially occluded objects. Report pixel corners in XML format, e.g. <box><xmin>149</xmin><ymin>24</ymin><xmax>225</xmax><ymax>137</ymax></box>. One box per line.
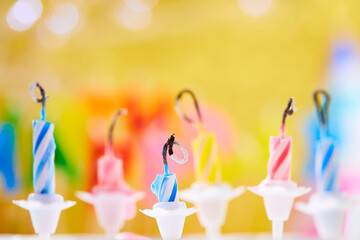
<box><xmin>1</xmin><ymin>0</ymin><xmax>360</xmax><ymax>237</ymax></box>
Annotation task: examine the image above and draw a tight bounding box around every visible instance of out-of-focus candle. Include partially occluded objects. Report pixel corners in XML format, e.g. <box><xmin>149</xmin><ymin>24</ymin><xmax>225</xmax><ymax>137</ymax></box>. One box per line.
<box><xmin>175</xmin><ymin>89</ymin><xmax>221</xmax><ymax>183</ymax></box>
<box><xmin>313</xmin><ymin>90</ymin><xmax>339</xmax><ymax>193</ymax></box>
<box><xmin>94</xmin><ymin>109</ymin><xmax>128</xmax><ymax>192</ymax></box>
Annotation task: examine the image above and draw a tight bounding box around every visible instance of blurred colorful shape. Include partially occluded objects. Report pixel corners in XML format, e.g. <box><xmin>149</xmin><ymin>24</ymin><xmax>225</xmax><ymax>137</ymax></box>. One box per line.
<box><xmin>0</xmin><ymin>123</ymin><xmax>18</xmax><ymax>193</ymax></box>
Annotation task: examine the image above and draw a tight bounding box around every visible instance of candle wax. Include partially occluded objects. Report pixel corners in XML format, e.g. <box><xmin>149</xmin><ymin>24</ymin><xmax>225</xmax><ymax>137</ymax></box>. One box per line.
<box><xmin>267</xmin><ymin>136</ymin><xmax>292</xmax><ymax>181</ymax></box>
<box><xmin>32</xmin><ymin>120</ymin><xmax>56</xmax><ymax>194</ymax></box>
<box><xmin>96</xmin><ymin>154</ymin><xmax>125</xmax><ymax>191</ymax></box>
<box><xmin>151</xmin><ymin>173</ymin><xmax>179</xmax><ymax>202</ymax></box>
<box><xmin>315</xmin><ymin>137</ymin><xmax>339</xmax><ymax>193</ymax></box>
<box><xmin>192</xmin><ymin>131</ymin><xmax>220</xmax><ymax>183</ymax></box>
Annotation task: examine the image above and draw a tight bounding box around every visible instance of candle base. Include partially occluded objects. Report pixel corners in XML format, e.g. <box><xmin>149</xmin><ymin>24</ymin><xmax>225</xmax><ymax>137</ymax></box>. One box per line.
<box><xmin>296</xmin><ymin>193</ymin><xmax>352</xmax><ymax>239</ymax></box>
<box><xmin>13</xmin><ymin>193</ymin><xmax>75</xmax><ymax>237</ymax></box>
<box><xmin>248</xmin><ymin>180</ymin><xmax>310</xmax><ymax>240</ymax></box>
<box><xmin>180</xmin><ymin>181</ymin><xmax>244</xmax><ymax>239</ymax></box>
<box><xmin>140</xmin><ymin>202</ymin><xmax>197</xmax><ymax>240</ymax></box>
<box><xmin>272</xmin><ymin>220</ymin><xmax>283</xmax><ymax>240</ymax></box>
<box><xmin>76</xmin><ymin>190</ymin><xmax>144</xmax><ymax>238</ymax></box>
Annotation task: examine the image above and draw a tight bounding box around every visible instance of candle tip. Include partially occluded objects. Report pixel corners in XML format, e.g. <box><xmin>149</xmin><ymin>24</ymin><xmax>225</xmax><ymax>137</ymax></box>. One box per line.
<box><xmin>30</xmin><ymin>82</ymin><xmax>48</xmax><ymax>121</ymax></box>
<box><xmin>175</xmin><ymin>89</ymin><xmax>203</xmax><ymax>127</ymax></box>
<box><xmin>107</xmin><ymin>109</ymin><xmax>127</xmax><ymax>156</ymax></box>
<box><xmin>281</xmin><ymin>97</ymin><xmax>296</xmax><ymax>127</ymax></box>
<box><xmin>314</xmin><ymin>90</ymin><xmax>331</xmax><ymax>132</ymax></box>
<box><xmin>162</xmin><ymin>134</ymin><xmax>189</xmax><ymax>175</ymax></box>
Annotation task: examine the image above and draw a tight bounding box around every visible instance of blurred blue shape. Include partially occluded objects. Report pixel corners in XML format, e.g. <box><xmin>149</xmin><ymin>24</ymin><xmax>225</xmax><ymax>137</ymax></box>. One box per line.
<box><xmin>304</xmin><ymin>38</ymin><xmax>360</xmax><ymax>193</ymax></box>
<box><xmin>0</xmin><ymin>123</ymin><xmax>18</xmax><ymax>193</ymax></box>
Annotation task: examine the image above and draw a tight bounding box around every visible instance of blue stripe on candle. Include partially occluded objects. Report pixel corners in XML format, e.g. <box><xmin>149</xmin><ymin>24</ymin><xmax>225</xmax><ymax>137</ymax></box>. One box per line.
<box><xmin>34</xmin><ymin>123</ymin><xmax>50</xmax><ymax>154</ymax></box>
<box><xmin>321</xmin><ymin>142</ymin><xmax>334</xmax><ymax>172</ymax></box>
<box><xmin>160</xmin><ymin>177</ymin><xmax>168</xmax><ymax>201</ymax></box>
<box><xmin>325</xmin><ymin>169</ymin><xmax>336</xmax><ymax>192</ymax></box>
<box><xmin>34</xmin><ymin>138</ymin><xmax>55</xmax><ymax>193</ymax></box>
<box><xmin>169</xmin><ymin>179</ymin><xmax>177</xmax><ymax>202</ymax></box>
<box><xmin>34</xmin><ymin>138</ymin><xmax>55</xmax><ymax>181</ymax></box>
<box><xmin>41</xmin><ymin>158</ymin><xmax>54</xmax><ymax>194</ymax></box>
<box><xmin>151</xmin><ymin>174</ymin><xmax>179</xmax><ymax>202</ymax></box>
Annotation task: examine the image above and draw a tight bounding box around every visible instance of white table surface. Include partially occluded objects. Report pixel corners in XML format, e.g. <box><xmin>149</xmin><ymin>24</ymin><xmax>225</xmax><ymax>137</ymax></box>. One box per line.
<box><xmin>0</xmin><ymin>234</ymin><xmax>325</xmax><ymax>240</ymax></box>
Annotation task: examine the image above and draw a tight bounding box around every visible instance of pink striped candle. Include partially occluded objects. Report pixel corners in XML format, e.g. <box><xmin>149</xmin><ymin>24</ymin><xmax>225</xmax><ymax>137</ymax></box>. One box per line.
<box><xmin>266</xmin><ymin>98</ymin><xmax>295</xmax><ymax>181</ymax></box>
<box><xmin>97</xmin><ymin>154</ymin><xmax>124</xmax><ymax>190</ymax></box>
<box><xmin>93</xmin><ymin>109</ymin><xmax>128</xmax><ymax>192</ymax></box>
<box><xmin>267</xmin><ymin>125</ymin><xmax>292</xmax><ymax>181</ymax></box>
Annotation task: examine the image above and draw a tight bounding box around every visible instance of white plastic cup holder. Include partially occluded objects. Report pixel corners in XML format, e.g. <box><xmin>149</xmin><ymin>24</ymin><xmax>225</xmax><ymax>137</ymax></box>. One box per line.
<box><xmin>296</xmin><ymin>193</ymin><xmax>351</xmax><ymax>240</ymax></box>
<box><xmin>76</xmin><ymin>190</ymin><xmax>144</xmax><ymax>237</ymax></box>
<box><xmin>180</xmin><ymin>182</ymin><xmax>244</xmax><ymax>239</ymax></box>
<box><xmin>263</xmin><ymin>195</ymin><xmax>295</xmax><ymax>221</ymax></box>
<box><xmin>195</xmin><ymin>198</ymin><xmax>228</xmax><ymax>239</ymax></box>
<box><xmin>13</xmin><ymin>193</ymin><xmax>76</xmax><ymax>237</ymax></box>
<box><xmin>140</xmin><ymin>202</ymin><xmax>197</xmax><ymax>240</ymax></box>
<box><xmin>156</xmin><ymin>214</ymin><xmax>186</xmax><ymax>240</ymax></box>
<box><xmin>313</xmin><ymin>209</ymin><xmax>345</xmax><ymax>239</ymax></box>
<box><xmin>248</xmin><ymin>181</ymin><xmax>311</xmax><ymax>240</ymax></box>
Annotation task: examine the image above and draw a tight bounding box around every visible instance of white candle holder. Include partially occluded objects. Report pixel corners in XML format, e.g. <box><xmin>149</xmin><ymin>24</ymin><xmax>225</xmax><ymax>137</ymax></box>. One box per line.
<box><xmin>248</xmin><ymin>180</ymin><xmax>310</xmax><ymax>240</ymax></box>
<box><xmin>180</xmin><ymin>181</ymin><xmax>244</xmax><ymax>239</ymax></box>
<box><xmin>76</xmin><ymin>190</ymin><xmax>144</xmax><ymax>238</ymax></box>
<box><xmin>296</xmin><ymin>193</ymin><xmax>353</xmax><ymax>239</ymax></box>
<box><xmin>13</xmin><ymin>193</ymin><xmax>75</xmax><ymax>239</ymax></box>
<box><xmin>140</xmin><ymin>202</ymin><xmax>196</xmax><ymax>240</ymax></box>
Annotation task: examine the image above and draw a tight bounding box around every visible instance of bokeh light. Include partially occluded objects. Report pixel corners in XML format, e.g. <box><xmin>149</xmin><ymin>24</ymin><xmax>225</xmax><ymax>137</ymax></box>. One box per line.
<box><xmin>45</xmin><ymin>3</ymin><xmax>79</xmax><ymax>35</ymax></box>
<box><xmin>125</xmin><ymin>0</ymin><xmax>158</xmax><ymax>12</ymax></box>
<box><xmin>237</xmin><ymin>0</ymin><xmax>272</xmax><ymax>16</ymax></box>
<box><xmin>115</xmin><ymin>2</ymin><xmax>152</xmax><ymax>31</ymax></box>
<box><xmin>7</xmin><ymin>0</ymin><xmax>43</xmax><ymax>32</ymax></box>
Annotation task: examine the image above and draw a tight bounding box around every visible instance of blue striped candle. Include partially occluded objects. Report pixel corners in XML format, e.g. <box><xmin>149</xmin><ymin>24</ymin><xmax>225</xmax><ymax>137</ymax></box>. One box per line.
<box><xmin>315</xmin><ymin>137</ymin><xmax>339</xmax><ymax>193</ymax></box>
<box><xmin>32</xmin><ymin>120</ymin><xmax>56</xmax><ymax>194</ymax></box>
<box><xmin>151</xmin><ymin>173</ymin><xmax>179</xmax><ymax>202</ymax></box>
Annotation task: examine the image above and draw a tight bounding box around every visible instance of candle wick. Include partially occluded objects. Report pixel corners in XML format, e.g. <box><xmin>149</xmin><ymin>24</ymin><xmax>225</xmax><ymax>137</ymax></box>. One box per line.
<box><xmin>162</xmin><ymin>134</ymin><xmax>175</xmax><ymax>174</ymax></box>
<box><xmin>30</xmin><ymin>82</ymin><xmax>48</xmax><ymax>121</ymax></box>
<box><xmin>313</xmin><ymin>90</ymin><xmax>331</xmax><ymax>136</ymax></box>
<box><xmin>175</xmin><ymin>89</ymin><xmax>203</xmax><ymax>128</ymax></box>
<box><xmin>281</xmin><ymin>97</ymin><xmax>295</xmax><ymax>137</ymax></box>
<box><xmin>162</xmin><ymin>134</ymin><xmax>188</xmax><ymax>174</ymax></box>
<box><xmin>106</xmin><ymin>109</ymin><xmax>128</xmax><ymax>159</ymax></box>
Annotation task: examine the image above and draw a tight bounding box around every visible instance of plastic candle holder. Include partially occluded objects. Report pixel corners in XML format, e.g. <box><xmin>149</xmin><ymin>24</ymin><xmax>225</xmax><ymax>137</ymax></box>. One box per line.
<box><xmin>76</xmin><ymin>109</ymin><xmax>144</xmax><ymax>238</ymax></box>
<box><xmin>248</xmin><ymin>98</ymin><xmax>310</xmax><ymax>240</ymax></box>
<box><xmin>140</xmin><ymin>134</ymin><xmax>196</xmax><ymax>240</ymax></box>
<box><xmin>13</xmin><ymin>82</ymin><xmax>75</xmax><ymax>239</ymax></box>
<box><xmin>175</xmin><ymin>89</ymin><xmax>244</xmax><ymax>239</ymax></box>
<box><xmin>296</xmin><ymin>90</ymin><xmax>353</xmax><ymax>239</ymax></box>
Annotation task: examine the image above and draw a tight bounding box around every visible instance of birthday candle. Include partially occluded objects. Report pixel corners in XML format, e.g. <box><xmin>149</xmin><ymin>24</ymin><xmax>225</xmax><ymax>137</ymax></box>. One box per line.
<box><xmin>151</xmin><ymin>134</ymin><xmax>188</xmax><ymax>202</ymax></box>
<box><xmin>30</xmin><ymin>82</ymin><xmax>56</xmax><ymax>194</ymax></box>
<box><xmin>175</xmin><ymin>89</ymin><xmax>221</xmax><ymax>183</ymax></box>
<box><xmin>266</xmin><ymin>98</ymin><xmax>295</xmax><ymax>181</ymax></box>
<box><xmin>192</xmin><ymin>131</ymin><xmax>220</xmax><ymax>182</ymax></box>
<box><xmin>313</xmin><ymin>90</ymin><xmax>339</xmax><ymax>193</ymax></box>
<box><xmin>95</xmin><ymin>109</ymin><xmax>127</xmax><ymax>191</ymax></box>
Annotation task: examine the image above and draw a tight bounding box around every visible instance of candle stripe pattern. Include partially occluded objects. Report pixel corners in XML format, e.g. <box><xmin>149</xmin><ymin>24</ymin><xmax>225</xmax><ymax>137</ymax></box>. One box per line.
<box><xmin>267</xmin><ymin>136</ymin><xmax>292</xmax><ymax>181</ymax></box>
<box><xmin>151</xmin><ymin>173</ymin><xmax>179</xmax><ymax>202</ymax></box>
<box><xmin>315</xmin><ymin>138</ymin><xmax>339</xmax><ymax>193</ymax></box>
<box><xmin>33</xmin><ymin>120</ymin><xmax>56</xmax><ymax>194</ymax></box>
<box><xmin>192</xmin><ymin>131</ymin><xmax>220</xmax><ymax>182</ymax></box>
<box><xmin>97</xmin><ymin>156</ymin><xmax>124</xmax><ymax>190</ymax></box>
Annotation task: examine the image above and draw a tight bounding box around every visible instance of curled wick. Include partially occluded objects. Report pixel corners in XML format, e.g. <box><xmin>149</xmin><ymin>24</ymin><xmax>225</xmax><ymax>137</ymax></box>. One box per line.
<box><xmin>30</xmin><ymin>82</ymin><xmax>48</xmax><ymax>121</ymax></box>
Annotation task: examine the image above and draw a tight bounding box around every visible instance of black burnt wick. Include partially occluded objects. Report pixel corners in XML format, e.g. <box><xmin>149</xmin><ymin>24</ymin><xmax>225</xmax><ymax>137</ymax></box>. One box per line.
<box><xmin>282</xmin><ymin>97</ymin><xmax>295</xmax><ymax>126</ymax></box>
<box><xmin>162</xmin><ymin>134</ymin><xmax>175</xmax><ymax>167</ymax></box>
